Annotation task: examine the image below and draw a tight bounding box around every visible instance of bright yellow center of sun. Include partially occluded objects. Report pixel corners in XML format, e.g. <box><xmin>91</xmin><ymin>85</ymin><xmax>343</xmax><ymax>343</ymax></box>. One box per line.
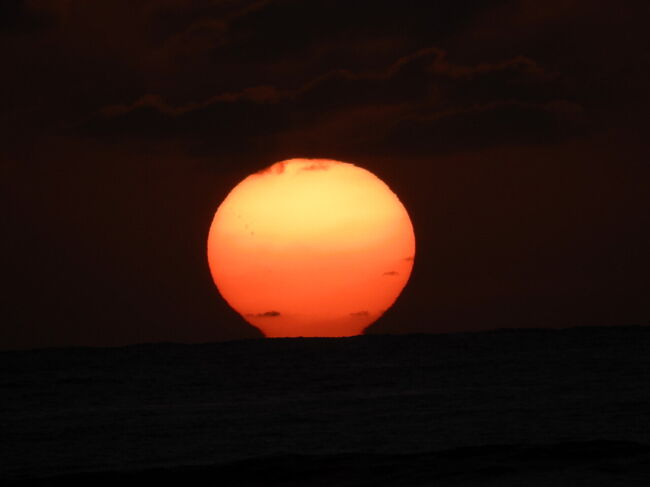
<box><xmin>207</xmin><ymin>158</ymin><xmax>415</xmax><ymax>337</ymax></box>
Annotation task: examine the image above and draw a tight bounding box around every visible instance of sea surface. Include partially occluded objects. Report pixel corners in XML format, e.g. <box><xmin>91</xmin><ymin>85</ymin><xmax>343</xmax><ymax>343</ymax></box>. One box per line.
<box><xmin>2</xmin><ymin>326</ymin><xmax>649</xmax><ymax>485</ymax></box>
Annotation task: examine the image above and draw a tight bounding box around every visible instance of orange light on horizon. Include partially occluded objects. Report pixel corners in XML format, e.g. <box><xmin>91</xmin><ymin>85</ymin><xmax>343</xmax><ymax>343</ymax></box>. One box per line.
<box><xmin>207</xmin><ymin>158</ymin><xmax>415</xmax><ymax>337</ymax></box>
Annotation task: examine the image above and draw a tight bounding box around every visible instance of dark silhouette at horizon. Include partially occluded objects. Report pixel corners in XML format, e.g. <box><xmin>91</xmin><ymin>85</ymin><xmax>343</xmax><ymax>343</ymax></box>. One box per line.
<box><xmin>3</xmin><ymin>325</ymin><xmax>649</xmax><ymax>485</ymax></box>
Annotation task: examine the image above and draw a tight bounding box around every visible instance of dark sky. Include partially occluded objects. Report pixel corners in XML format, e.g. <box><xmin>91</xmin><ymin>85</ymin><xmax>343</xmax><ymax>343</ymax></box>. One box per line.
<box><xmin>2</xmin><ymin>0</ymin><xmax>649</xmax><ymax>349</ymax></box>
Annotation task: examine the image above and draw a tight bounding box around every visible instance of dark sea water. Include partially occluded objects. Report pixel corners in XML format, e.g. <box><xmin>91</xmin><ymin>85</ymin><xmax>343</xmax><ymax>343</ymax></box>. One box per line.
<box><xmin>2</xmin><ymin>326</ymin><xmax>649</xmax><ymax>485</ymax></box>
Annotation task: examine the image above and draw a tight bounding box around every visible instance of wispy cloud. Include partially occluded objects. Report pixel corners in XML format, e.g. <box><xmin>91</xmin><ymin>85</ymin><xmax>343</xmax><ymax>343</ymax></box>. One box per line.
<box><xmin>246</xmin><ymin>310</ymin><xmax>281</xmax><ymax>318</ymax></box>
<box><xmin>350</xmin><ymin>311</ymin><xmax>370</xmax><ymax>317</ymax></box>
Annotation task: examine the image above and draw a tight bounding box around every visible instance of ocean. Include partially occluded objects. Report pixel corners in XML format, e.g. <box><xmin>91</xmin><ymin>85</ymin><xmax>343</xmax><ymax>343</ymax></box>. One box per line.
<box><xmin>2</xmin><ymin>326</ymin><xmax>649</xmax><ymax>485</ymax></box>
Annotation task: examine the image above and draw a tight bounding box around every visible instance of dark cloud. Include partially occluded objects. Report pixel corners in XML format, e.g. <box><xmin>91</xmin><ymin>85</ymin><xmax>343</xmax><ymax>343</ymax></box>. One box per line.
<box><xmin>81</xmin><ymin>45</ymin><xmax>572</xmax><ymax>162</ymax></box>
<box><xmin>350</xmin><ymin>311</ymin><xmax>370</xmax><ymax>317</ymax></box>
<box><xmin>299</xmin><ymin>161</ymin><xmax>332</xmax><ymax>171</ymax></box>
<box><xmin>378</xmin><ymin>99</ymin><xmax>585</xmax><ymax>155</ymax></box>
<box><xmin>0</xmin><ymin>0</ymin><xmax>55</xmax><ymax>33</ymax></box>
<box><xmin>247</xmin><ymin>311</ymin><xmax>281</xmax><ymax>318</ymax></box>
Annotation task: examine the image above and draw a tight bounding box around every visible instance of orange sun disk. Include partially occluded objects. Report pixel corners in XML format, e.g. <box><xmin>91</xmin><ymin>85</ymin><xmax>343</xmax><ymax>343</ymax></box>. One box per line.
<box><xmin>207</xmin><ymin>158</ymin><xmax>415</xmax><ymax>337</ymax></box>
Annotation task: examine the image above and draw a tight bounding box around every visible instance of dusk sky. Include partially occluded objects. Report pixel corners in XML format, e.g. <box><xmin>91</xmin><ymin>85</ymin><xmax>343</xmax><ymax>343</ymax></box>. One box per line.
<box><xmin>2</xmin><ymin>0</ymin><xmax>649</xmax><ymax>349</ymax></box>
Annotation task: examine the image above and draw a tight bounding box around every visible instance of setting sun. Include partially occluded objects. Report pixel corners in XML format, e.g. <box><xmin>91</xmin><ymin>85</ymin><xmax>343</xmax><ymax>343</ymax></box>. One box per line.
<box><xmin>207</xmin><ymin>158</ymin><xmax>415</xmax><ymax>337</ymax></box>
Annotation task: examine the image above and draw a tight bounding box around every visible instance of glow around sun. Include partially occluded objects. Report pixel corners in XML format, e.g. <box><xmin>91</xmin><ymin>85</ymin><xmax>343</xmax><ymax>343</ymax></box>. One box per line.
<box><xmin>207</xmin><ymin>158</ymin><xmax>415</xmax><ymax>337</ymax></box>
